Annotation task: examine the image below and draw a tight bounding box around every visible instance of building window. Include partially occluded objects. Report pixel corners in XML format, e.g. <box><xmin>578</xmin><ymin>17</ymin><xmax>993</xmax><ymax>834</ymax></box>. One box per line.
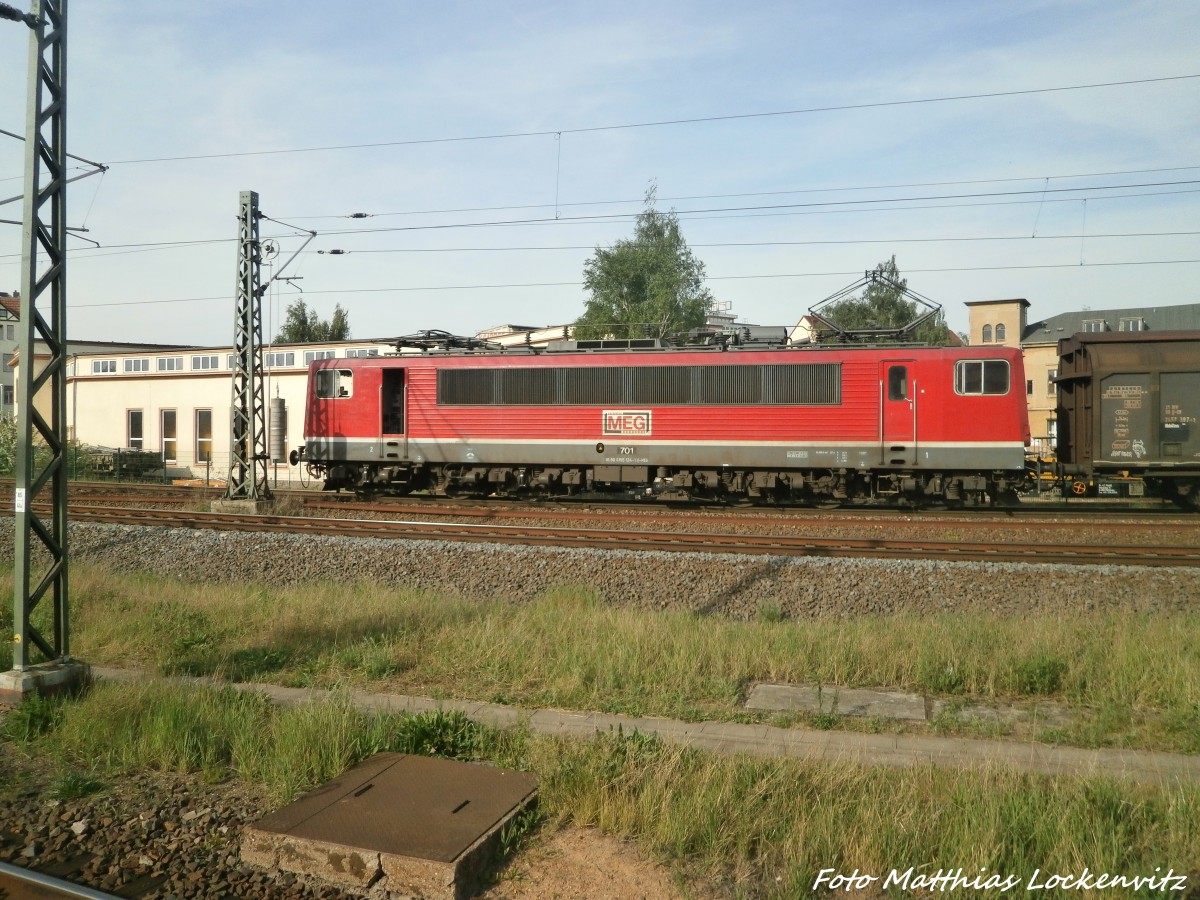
<box><xmin>92</xmin><ymin>359</ymin><xmax>117</xmax><ymax>374</ymax></box>
<box><xmin>2</xmin><ymin>385</ymin><xmax>12</xmax><ymax>406</ymax></box>
<box><xmin>1026</xmin><ymin>379</ymin><xmax>1034</xmax><ymax>396</ymax></box>
<box><xmin>5</xmin><ymin>324</ymin><xmax>12</xmax><ymax>340</ymax></box>
<box><xmin>124</xmin><ymin>358</ymin><xmax>150</xmax><ymax>373</ymax></box>
<box><xmin>1047</xmin><ymin>369</ymin><xmax>1058</xmax><ymax>395</ymax></box>
<box><xmin>1082</xmin><ymin>319</ymin><xmax>1108</xmax><ymax>333</ymax></box>
<box><xmin>2</xmin><ymin>352</ymin><xmax>13</xmax><ymax>370</ymax></box>
<box><xmin>128</xmin><ymin>410</ymin><xmax>143</xmax><ymax>450</ymax></box>
<box><xmin>157</xmin><ymin>356</ymin><xmax>184</xmax><ymax>372</ymax></box>
<box><xmin>265</xmin><ymin>351</ymin><xmax>295</xmax><ymax>368</ymax></box>
<box><xmin>191</xmin><ymin>355</ymin><xmax>219</xmax><ymax>370</ymax></box>
<box><xmin>161</xmin><ymin>410</ymin><xmax>177</xmax><ymax>463</ymax></box>
<box><xmin>954</xmin><ymin>359</ymin><xmax>1010</xmax><ymax>395</ymax></box>
<box><xmin>1119</xmin><ymin>317</ymin><xmax>1145</xmax><ymax>332</ymax></box>
<box><xmin>981</xmin><ymin>324</ymin><xmax>992</xmax><ymax>343</ymax></box>
<box><xmin>995</xmin><ymin>323</ymin><xmax>1006</xmax><ymax>342</ymax></box>
<box><xmin>195</xmin><ymin>409</ymin><xmax>212</xmax><ymax>463</ymax></box>
<box><xmin>303</xmin><ymin>349</ymin><xmax>338</xmax><ymax>364</ymax></box>
<box><xmin>345</xmin><ymin>348</ymin><xmax>379</xmax><ymax>358</ymax></box>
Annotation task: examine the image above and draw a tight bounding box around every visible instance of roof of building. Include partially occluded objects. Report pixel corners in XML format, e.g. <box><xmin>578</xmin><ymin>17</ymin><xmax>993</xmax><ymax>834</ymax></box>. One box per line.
<box><xmin>1022</xmin><ymin>302</ymin><xmax>1200</xmax><ymax>344</ymax></box>
<box><xmin>964</xmin><ymin>298</ymin><xmax>1030</xmax><ymax>309</ymax></box>
<box><xmin>0</xmin><ymin>294</ymin><xmax>20</xmax><ymax>319</ymax></box>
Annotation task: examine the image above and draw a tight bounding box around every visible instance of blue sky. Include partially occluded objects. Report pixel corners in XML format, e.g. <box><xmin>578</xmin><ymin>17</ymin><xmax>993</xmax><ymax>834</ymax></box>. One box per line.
<box><xmin>1</xmin><ymin>1</ymin><xmax>1197</xmax><ymax>346</ymax></box>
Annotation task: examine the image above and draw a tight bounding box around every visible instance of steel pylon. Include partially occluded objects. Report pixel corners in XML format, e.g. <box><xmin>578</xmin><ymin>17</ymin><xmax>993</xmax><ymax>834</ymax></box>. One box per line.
<box><xmin>11</xmin><ymin>0</ymin><xmax>69</xmax><ymax>671</ymax></box>
<box><xmin>224</xmin><ymin>190</ymin><xmax>271</xmax><ymax>501</ymax></box>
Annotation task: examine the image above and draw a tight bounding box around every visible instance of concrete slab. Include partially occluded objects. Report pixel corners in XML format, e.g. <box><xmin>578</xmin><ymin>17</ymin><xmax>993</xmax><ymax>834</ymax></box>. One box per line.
<box><xmin>242</xmin><ymin>753</ymin><xmax>538</xmax><ymax>899</ymax></box>
<box><xmin>746</xmin><ymin>682</ymin><xmax>928</xmax><ymax>721</ymax></box>
<box><xmin>0</xmin><ymin>661</ymin><xmax>90</xmax><ymax>707</ymax></box>
<box><xmin>88</xmin><ymin>668</ymin><xmax>1200</xmax><ymax>786</ymax></box>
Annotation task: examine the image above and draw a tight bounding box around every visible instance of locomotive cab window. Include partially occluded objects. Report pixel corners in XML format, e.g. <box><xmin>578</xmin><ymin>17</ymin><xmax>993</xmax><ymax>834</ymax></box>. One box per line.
<box><xmin>887</xmin><ymin>366</ymin><xmax>908</xmax><ymax>401</ymax></box>
<box><xmin>954</xmin><ymin>359</ymin><xmax>1010</xmax><ymax>395</ymax></box>
<box><xmin>315</xmin><ymin>368</ymin><xmax>353</xmax><ymax>399</ymax></box>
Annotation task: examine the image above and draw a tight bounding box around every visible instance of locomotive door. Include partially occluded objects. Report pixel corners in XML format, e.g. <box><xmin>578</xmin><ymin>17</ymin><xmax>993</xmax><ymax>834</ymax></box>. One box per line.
<box><xmin>380</xmin><ymin>368</ymin><xmax>407</xmax><ymax>460</ymax></box>
<box><xmin>880</xmin><ymin>360</ymin><xmax>916</xmax><ymax>466</ymax></box>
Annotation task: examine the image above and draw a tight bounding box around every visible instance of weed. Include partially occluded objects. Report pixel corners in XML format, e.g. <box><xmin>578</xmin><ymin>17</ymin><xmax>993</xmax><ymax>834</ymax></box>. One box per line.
<box><xmin>495</xmin><ymin>806</ymin><xmax>542</xmax><ymax>861</ymax></box>
<box><xmin>1159</xmin><ymin>705</ymin><xmax>1200</xmax><ymax>754</ymax></box>
<box><xmin>378</xmin><ymin>709</ymin><xmax>481</xmax><ymax>760</ymax></box>
<box><xmin>1012</xmin><ymin>651</ymin><xmax>1068</xmax><ymax>695</ymax></box>
<box><xmin>48</xmin><ymin>771</ymin><xmax>105</xmax><ymax>800</ymax></box>
<box><xmin>223</xmin><ymin>646</ymin><xmax>295</xmax><ymax>681</ymax></box>
<box><xmin>808</xmin><ymin>712</ymin><xmax>840</xmax><ymax>730</ymax></box>
<box><xmin>756</xmin><ymin>601</ymin><xmax>785</xmax><ymax>624</ymax></box>
<box><xmin>918</xmin><ymin>658</ymin><xmax>966</xmax><ymax>695</ymax></box>
<box><xmin>2</xmin><ymin>691</ymin><xmax>63</xmax><ymax>743</ymax></box>
<box><xmin>330</xmin><ymin>636</ymin><xmax>401</xmax><ymax>680</ymax></box>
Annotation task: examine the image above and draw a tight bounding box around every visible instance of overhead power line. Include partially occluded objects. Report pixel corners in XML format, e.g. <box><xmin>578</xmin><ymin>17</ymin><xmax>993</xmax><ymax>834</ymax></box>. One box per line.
<box><xmin>105</xmin><ymin>74</ymin><xmax>1200</xmax><ymax>165</ymax></box>
<box><xmin>308</xmin><ymin>231</ymin><xmax>1200</xmax><ymax>255</ymax></box>
<box><xmin>299</xmin><ymin>181</ymin><xmax>1200</xmax><ymax>238</ymax></box>
<box><xmin>68</xmin><ymin>258</ymin><xmax>1200</xmax><ymax>309</ymax></box>
<box><xmin>2</xmin><ymin>191</ymin><xmax>1194</xmax><ymax>264</ymax></box>
<box><xmin>282</xmin><ymin>165</ymin><xmax>1200</xmax><ymax>221</ymax></box>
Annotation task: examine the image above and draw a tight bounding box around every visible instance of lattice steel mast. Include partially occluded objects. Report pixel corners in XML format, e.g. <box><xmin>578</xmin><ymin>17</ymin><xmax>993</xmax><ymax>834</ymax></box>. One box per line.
<box><xmin>8</xmin><ymin>0</ymin><xmax>71</xmax><ymax>673</ymax></box>
<box><xmin>224</xmin><ymin>190</ymin><xmax>270</xmax><ymax>501</ymax></box>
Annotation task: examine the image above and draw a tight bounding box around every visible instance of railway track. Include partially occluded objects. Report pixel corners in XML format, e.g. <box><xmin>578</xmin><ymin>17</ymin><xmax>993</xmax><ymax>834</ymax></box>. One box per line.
<box><xmin>0</xmin><ymin>858</ymin><xmax>126</xmax><ymax>898</ymax></box>
<box><xmin>9</xmin><ymin>479</ymin><xmax>1199</xmax><ymax>530</ymax></box>
<box><xmin>49</xmin><ymin>505</ymin><xmax>1200</xmax><ymax>567</ymax></box>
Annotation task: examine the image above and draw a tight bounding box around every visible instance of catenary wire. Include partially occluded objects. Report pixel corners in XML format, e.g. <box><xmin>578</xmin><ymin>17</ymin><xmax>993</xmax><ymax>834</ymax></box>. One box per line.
<box><xmin>67</xmin><ymin>258</ymin><xmax>1200</xmax><ymax>309</ymax></box>
<box><xmin>281</xmin><ymin>165</ymin><xmax>1200</xmax><ymax>221</ymax></box>
<box><xmin>1</xmin><ymin>187</ymin><xmax>1196</xmax><ymax>264</ymax></box>
<box><xmin>103</xmin><ymin>74</ymin><xmax>1200</xmax><ymax>165</ymax></box>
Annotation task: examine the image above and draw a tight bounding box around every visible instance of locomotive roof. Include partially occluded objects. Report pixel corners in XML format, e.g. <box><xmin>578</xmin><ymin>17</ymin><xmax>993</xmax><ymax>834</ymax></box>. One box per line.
<box><xmin>388</xmin><ymin>329</ymin><xmax>964</xmax><ymax>357</ymax></box>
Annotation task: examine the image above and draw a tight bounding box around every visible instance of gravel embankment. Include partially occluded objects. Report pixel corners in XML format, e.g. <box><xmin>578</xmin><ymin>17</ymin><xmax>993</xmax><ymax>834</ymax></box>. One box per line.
<box><xmin>0</xmin><ymin>769</ymin><xmax>364</xmax><ymax>899</ymax></box>
<box><xmin>9</xmin><ymin>521</ymin><xmax>1199</xmax><ymax>618</ymax></box>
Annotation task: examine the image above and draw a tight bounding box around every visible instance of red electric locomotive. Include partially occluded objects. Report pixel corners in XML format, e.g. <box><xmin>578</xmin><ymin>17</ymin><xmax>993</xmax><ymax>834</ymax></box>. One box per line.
<box><xmin>290</xmin><ymin>334</ymin><xmax>1030</xmax><ymax>506</ymax></box>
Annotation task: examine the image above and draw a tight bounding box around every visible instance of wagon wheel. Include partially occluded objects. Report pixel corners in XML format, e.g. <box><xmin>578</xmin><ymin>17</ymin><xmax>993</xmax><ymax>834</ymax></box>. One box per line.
<box><xmin>1071</xmin><ymin>480</ymin><xmax>1088</xmax><ymax>496</ymax></box>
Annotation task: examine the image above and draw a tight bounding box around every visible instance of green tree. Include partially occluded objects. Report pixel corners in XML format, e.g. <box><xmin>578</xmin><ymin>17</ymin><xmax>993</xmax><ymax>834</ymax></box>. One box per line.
<box><xmin>275</xmin><ymin>299</ymin><xmax>351</xmax><ymax>343</ymax></box>
<box><xmin>575</xmin><ymin>186</ymin><xmax>714</xmax><ymax>340</ymax></box>
<box><xmin>818</xmin><ymin>257</ymin><xmax>951</xmax><ymax>345</ymax></box>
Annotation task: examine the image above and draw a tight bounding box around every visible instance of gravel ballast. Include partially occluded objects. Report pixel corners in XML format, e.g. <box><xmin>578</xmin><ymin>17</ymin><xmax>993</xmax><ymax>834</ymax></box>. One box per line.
<box><xmin>9</xmin><ymin>521</ymin><xmax>1197</xmax><ymax>619</ymax></box>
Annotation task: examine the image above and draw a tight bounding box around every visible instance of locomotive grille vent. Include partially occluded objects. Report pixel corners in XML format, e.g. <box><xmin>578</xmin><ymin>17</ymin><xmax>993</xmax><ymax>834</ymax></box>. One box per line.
<box><xmin>438</xmin><ymin>363</ymin><xmax>842</xmax><ymax>406</ymax></box>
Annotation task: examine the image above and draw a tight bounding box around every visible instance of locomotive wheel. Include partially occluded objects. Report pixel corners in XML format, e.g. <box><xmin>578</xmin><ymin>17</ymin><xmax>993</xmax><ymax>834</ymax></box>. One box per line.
<box><xmin>1071</xmin><ymin>480</ymin><xmax>1088</xmax><ymax>496</ymax></box>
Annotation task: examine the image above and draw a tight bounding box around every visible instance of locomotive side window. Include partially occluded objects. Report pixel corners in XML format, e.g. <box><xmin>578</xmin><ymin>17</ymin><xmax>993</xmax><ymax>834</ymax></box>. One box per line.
<box><xmin>954</xmin><ymin>359</ymin><xmax>1010</xmax><ymax>395</ymax></box>
<box><xmin>315</xmin><ymin>368</ymin><xmax>353</xmax><ymax>399</ymax></box>
<box><xmin>439</xmin><ymin>363</ymin><xmax>841</xmax><ymax>406</ymax></box>
<box><xmin>887</xmin><ymin>366</ymin><xmax>908</xmax><ymax>400</ymax></box>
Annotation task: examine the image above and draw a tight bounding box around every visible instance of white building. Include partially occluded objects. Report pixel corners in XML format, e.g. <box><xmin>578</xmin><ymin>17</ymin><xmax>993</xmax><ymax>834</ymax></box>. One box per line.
<box><xmin>46</xmin><ymin>338</ymin><xmax>396</xmax><ymax>484</ymax></box>
<box><xmin>1</xmin><ymin>293</ymin><xmax>22</xmax><ymax>417</ymax></box>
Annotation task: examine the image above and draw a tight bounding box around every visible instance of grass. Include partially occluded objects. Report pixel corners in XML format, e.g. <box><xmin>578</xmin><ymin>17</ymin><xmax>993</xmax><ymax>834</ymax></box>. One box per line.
<box><xmin>5</xmin><ymin>561</ymin><xmax>1200</xmax><ymax>752</ymax></box>
<box><xmin>2</xmin><ymin>679</ymin><xmax>1197</xmax><ymax>898</ymax></box>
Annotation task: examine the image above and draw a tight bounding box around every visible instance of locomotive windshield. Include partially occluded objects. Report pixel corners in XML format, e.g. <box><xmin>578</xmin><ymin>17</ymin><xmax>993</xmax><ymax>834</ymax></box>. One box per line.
<box><xmin>315</xmin><ymin>368</ymin><xmax>353</xmax><ymax>399</ymax></box>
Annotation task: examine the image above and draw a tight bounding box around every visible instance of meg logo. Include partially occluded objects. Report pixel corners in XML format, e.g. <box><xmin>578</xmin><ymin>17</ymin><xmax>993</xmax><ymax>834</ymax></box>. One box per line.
<box><xmin>603</xmin><ymin>410</ymin><xmax>652</xmax><ymax>436</ymax></box>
